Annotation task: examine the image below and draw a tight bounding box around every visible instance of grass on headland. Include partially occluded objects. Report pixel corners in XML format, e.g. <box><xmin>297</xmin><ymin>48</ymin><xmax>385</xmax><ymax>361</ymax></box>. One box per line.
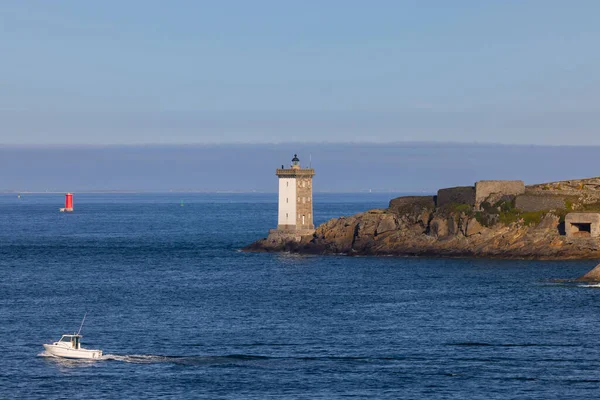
<box><xmin>445</xmin><ymin>198</ymin><xmax>600</xmax><ymax>227</ymax></box>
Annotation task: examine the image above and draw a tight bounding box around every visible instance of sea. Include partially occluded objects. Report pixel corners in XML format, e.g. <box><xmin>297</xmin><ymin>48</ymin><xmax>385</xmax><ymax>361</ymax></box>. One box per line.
<box><xmin>1</xmin><ymin>192</ymin><xmax>600</xmax><ymax>399</ymax></box>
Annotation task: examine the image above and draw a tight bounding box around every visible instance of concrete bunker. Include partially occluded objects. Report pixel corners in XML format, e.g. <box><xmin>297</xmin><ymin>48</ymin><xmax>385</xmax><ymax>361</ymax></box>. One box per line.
<box><xmin>565</xmin><ymin>213</ymin><xmax>600</xmax><ymax>239</ymax></box>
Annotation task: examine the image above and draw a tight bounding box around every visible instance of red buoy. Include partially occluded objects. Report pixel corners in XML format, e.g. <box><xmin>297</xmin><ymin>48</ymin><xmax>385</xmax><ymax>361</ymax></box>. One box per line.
<box><xmin>60</xmin><ymin>193</ymin><xmax>74</xmax><ymax>212</ymax></box>
<box><xmin>65</xmin><ymin>193</ymin><xmax>73</xmax><ymax>210</ymax></box>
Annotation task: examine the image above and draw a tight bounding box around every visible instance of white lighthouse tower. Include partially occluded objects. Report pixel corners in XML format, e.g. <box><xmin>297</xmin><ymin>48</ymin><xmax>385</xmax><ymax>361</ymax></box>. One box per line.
<box><xmin>275</xmin><ymin>154</ymin><xmax>315</xmax><ymax>235</ymax></box>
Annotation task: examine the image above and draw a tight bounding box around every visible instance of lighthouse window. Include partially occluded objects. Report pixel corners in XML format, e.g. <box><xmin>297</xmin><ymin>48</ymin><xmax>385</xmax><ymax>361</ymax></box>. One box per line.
<box><xmin>286</xmin><ymin>182</ymin><xmax>288</xmax><ymax>187</ymax></box>
<box><xmin>286</xmin><ymin>198</ymin><xmax>288</xmax><ymax>203</ymax></box>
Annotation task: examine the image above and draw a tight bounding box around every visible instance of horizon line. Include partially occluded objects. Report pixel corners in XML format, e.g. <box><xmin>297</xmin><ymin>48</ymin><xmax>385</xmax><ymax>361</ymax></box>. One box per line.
<box><xmin>0</xmin><ymin>141</ymin><xmax>597</xmax><ymax>149</ymax></box>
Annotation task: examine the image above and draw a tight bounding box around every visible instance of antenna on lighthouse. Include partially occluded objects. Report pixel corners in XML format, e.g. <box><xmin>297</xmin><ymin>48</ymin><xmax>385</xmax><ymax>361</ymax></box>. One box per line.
<box><xmin>309</xmin><ymin>153</ymin><xmax>312</xmax><ymax>168</ymax></box>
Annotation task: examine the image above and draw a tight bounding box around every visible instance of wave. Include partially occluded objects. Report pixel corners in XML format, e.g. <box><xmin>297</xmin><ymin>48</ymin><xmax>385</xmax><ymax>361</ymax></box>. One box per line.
<box><xmin>449</xmin><ymin>342</ymin><xmax>578</xmax><ymax>347</ymax></box>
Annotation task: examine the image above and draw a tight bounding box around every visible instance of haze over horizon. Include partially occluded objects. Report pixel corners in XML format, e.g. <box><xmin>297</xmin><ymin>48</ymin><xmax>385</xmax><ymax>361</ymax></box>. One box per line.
<box><xmin>2</xmin><ymin>1</ymin><xmax>600</xmax><ymax>146</ymax></box>
<box><xmin>1</xmin><ymin>143</ymin><xmax>599</xmax><ymax>193</ymax></box>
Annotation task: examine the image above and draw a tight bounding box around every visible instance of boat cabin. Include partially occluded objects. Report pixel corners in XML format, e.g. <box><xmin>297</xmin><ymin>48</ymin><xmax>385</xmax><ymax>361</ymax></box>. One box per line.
<box><xmin>58</xmin><ymin>334</ymin><xmax>81</xmax><ymax>349</ymax></box>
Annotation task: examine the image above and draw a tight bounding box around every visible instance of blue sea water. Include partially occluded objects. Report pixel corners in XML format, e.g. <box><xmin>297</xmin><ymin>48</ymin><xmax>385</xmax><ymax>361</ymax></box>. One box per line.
<box><xmin>1</xmin><ymin>193</ymin><xmax>600</xmax><ymax>399</ymax></box>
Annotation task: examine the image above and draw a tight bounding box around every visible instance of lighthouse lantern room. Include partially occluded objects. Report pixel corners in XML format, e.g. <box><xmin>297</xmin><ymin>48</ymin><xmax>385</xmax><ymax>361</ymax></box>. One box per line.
<box><xmin>276</xmin><ymin>154</ymin><xmax>315</xmax><ymax>234</ymax></box>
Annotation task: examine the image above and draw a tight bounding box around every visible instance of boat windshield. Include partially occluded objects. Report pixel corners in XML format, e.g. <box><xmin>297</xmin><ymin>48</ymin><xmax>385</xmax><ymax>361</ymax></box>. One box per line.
<box><xmin>60</xmin><ymin>336</ymin><xmax>72</xmax><ymax>342</ymax></box>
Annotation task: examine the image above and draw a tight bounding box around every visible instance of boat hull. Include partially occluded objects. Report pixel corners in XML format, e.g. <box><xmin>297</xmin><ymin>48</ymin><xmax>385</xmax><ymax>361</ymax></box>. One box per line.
<box><xmin>43</xmin><ymin>344</ymin><xmax>102</xmax><ymax>359</ymax></box>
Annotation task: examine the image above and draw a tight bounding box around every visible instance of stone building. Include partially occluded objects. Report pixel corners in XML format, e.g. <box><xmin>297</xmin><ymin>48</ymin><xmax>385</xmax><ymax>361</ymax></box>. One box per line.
<box><xmin>275</xmin><ymin>154</ymin><xmax>315</xmax><ymax>234</ymax></box>
<box><xmin>436</xmin><ymin>180</ymin><xmax>525</xmax><ymax>209</ymax></box>
<box><xmin>437</xmin><ymin>186</ymin><xmax>476</xmax><ymax>207</ymax></box>
<box><xmin>474</xmin><ymin>180</ymin><xmax>525</xmax><ymax>208</ymax></box>
<box><xmin>565</xmin><ymin>213</ymin><xmax>600</xmax><ymax>239</ymax></box>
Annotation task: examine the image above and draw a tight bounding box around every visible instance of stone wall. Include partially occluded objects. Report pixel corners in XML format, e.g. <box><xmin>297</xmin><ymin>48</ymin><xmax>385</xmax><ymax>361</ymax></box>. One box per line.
<box><xmin>437</xmin><ymin>186</ymin><xmax>476</xmax><ymax>207</ymax></box>
<box><xmin>475</xmin><ymin>180</ymin><xmax>525</xmax><ymax>207</ymax></box>
<box><xmin>388</xmin><ymin>196</ymin><xmax>436</xmax><ymax>214</ymax></box>
<box><xmin>523</xmin><ymin>188</ymin><xmax>600</xmax><ymax>206</ymax></box>
<box><xmin>515</xmin><ymin>194</ymin><xmax>573</xmax><ymax>212</ymax></box>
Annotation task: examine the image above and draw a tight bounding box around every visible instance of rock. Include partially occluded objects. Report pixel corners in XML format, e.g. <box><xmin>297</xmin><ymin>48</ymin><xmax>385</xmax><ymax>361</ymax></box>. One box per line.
<box><xmin>458</xmin><ymin>214</ymin><xmax>471</xmax><ymax>237</ymax></box>
<box><xmin>535</xmin><ymin>214</ymin><xmax>560</xmax><ymax>232</ymax></box>
<box><xmin>356</xmin><ymin>218</ymin><xmax>378</xmax><ymax>238</ymax></box>
<box><xmin>466</xmin><ymin>218</ymin><xmax>483</xmax><ymax>237</ymax></box>
<box><xmin>429</xmin><ymin>217</ymin><xmax>448</xmax><ymax>238</ymax></box>
<box><xmin>447</xmin><ymin>215</ymin><xmax>459</xmax><ymax>236</ymax></box>
<box><xmin>376</xmin><ymin>214</ymin><xmax>398</xmax><ymax>235</ymax></box>
<box><xmin>418</xmin><ymin>210</ymin><xmax>433</xmax><ymax>229</ymax></box>
<box><xmin>353</xmin><ymin>215</ymin><xmax>381</xmax><ymax>250</ymax></box>
<box><xmin>314</xmin><ymin>216</ymin><xmax>357</xmax><ymax>253</ymax></box>
<box><xmin>576</xmin><ymin>264</ymin><xmax>600</xmax><ymax>281</ymax></box>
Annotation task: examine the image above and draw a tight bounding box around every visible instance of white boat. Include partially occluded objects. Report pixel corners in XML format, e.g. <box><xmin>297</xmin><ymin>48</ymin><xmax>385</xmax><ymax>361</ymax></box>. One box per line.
<box><xmin>43</xmin><ymin>334</ymin><xmax>102</xmax><ymax>359</ymax></box>
<box><xmin>43</xmin><ymin>313</ymin><xmax>102</xmax><ymax>359</ymax></box>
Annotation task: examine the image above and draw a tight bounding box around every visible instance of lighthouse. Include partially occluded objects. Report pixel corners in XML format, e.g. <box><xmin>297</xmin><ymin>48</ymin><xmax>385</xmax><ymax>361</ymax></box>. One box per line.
<box><xmin>275</xmin><ymin>154</ymin><xmax>315</xmax><ymax>234</ymax></box>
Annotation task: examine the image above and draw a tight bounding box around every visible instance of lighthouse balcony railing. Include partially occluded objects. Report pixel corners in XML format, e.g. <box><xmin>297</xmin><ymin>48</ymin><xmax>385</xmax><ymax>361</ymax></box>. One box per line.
<box><xmin>276</xmin><ymin>168</ymin><xmax>315</xmax><ymax>177</ymax></box>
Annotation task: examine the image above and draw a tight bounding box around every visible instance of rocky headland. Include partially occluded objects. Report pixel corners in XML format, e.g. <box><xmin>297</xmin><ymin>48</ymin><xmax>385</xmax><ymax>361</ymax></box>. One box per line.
<box><xmin>245</xmin><ymin>178</ymin><xmax>600</xmax><ymax>259</ymax></box>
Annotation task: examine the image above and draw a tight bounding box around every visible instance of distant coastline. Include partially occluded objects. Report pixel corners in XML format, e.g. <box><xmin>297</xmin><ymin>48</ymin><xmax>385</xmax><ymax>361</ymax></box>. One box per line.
<box><xmin>3</xmin><ymin>143</ymin><xmax>600</xmax><ymax>193</ymax></box>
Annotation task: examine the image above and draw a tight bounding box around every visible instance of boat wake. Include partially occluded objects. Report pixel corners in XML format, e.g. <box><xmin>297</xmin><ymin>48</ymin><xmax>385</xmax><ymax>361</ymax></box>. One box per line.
<box><xmin>101</xmin><ymin>354</ymin><xmax>173</xmax><ymax>364</ymax></box>
<box><xmin>40</xmin><ymin>350</ymin><xmax>270</xmax><ymax>365</ymax></box>
<box><xmin>100</xmin><ymin>353</ymin><xmax>270</xmax><ymax>365</ymax></box>
<box><xmin>42</xmin><ymin>352</ymin><xmax>415</xmax><ymax>366</ymax></box>
<box><xmin>542</xmin><ymin>280</ymin><xmax>600</xmax><ymax>288</ymax></box>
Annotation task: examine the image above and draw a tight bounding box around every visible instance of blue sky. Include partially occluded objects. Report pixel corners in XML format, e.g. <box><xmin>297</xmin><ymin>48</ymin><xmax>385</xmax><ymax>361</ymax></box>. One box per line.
<box><xmin>1</xmin><ymin>1</ymin><xmax>599</xmax><ymax>145</ymax></box>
